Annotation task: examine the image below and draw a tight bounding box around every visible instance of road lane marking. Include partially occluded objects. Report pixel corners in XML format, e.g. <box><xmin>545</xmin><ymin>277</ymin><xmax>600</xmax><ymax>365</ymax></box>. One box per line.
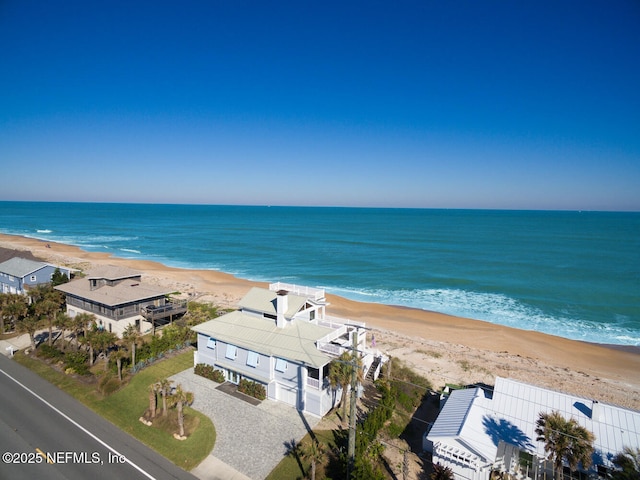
<box><xmin>36</xmin><ymin>448</ymin><xmax>54</xmax><ymax>464</ymax></box>
<box><xmin>0</xmin><ymin>367</ymin><xmax>156</xmax><ymax>479</ymax></box>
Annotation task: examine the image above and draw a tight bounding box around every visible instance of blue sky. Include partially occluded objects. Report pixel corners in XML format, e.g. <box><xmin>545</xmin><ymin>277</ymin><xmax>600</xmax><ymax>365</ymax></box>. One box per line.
<box><xmin>1</xmin><ymin>1</ymin><xmax>639</xmax><ymax>210</ymax></box>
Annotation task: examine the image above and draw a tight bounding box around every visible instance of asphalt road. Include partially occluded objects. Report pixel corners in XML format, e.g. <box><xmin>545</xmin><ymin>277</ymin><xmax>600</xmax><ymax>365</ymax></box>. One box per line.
<box><xmin>0</xmin><ymin>355</ymin><xmax>198</xmax><ymax>480</ymax></box>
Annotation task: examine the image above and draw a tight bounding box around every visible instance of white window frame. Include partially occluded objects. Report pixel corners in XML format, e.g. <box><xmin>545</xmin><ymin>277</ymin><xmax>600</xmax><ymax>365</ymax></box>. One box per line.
<box><xmin>247</xmin><ymin>351</ymin><xmax>259</xmax><ymax>368</ymax></box>
<box><xmin>225</xmin><ymin>344</ymin><xmax>237</xmax><ymax>360</ymax></box>
<box><xmin>275</xmin><ymin>358</ymin><xmax>288</xmax><ymax>373</ymax></box>
<box><xmin>207</xmin><ymin>337</ymin><xmax>216</xmax><ymax>350</ymax></box>
<box><xmin>30</xmin><ymin>275</ymin><xmax>37</xmax><ymax>282</ymax></box>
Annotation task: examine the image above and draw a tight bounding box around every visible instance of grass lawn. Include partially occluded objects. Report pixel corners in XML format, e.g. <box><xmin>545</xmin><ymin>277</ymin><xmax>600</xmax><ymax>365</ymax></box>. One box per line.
<box><xmin>14</xmin><ymin>349</ymin><xmax>215</xmax><ymax>471</ymax></box>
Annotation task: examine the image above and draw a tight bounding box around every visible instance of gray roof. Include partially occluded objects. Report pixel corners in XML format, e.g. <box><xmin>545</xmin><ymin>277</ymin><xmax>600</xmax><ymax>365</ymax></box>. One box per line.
<box><xmin>0</xmin><ymin>257</ymin><xmax>50</xmax><ymax>277</ymax></box>
<box><xmin>193</xmin><ymin>311</ymin><xmax>333</xmax><ymax>368</ymax></box>
<box><xmin>85</xmin><ymin>265</ymin><xmax>142</xmax><ymax>280</ymax></box>
<box><xmin>55</xmin><ymin>277</ymin><xmax>172</xmax><ymax>307</ymax></box>
<box><xmin>428</xmin><ymin>387</ymin><xmax>482</xmax><ymax>439</ymax></box>
<box><xmin>238</xmin><ymin>287</ymin><xmax>308</xmax><ymax>318</ymax></box>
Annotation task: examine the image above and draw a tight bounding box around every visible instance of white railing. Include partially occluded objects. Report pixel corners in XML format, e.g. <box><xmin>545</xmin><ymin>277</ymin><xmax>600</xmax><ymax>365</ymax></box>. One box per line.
<box><xmin>306</xmin><ymin>377</ymin><xmax>320</xmax><ymax>389</ymax></box>
<box><xmin>318</xmin><ymin>342</ymin><xmax>342</xmax><ymax>356</ymax></box>
<box><xmin>269</xmin><ymin>282</ymin><xmax>325</xmax><ymax>301</ymax></box>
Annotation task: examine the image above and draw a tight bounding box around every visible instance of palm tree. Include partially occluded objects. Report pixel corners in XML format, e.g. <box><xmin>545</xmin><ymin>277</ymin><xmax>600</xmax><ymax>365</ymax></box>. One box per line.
<box><xmin>30</xmin><ymin>284</ymin><xmax>64</xmax><ymax>346</ymax></box>
<box><xmin>70</xmin><ymin>312</ymin><xmax>95</xmax><ymax>351</ymax></box>
<box><xmin>299</xmin><ymin>438</ymin><xmax>327</xmax><ymax>480</ymax></box>
<box><xmin>430</xmin><ymin>463</ymin><xmax>454</xmax><ymax>480</ymax></box>
<box><xmin>173</xmin><ymin>384</ymin><xmax>194</xmax><ymax>437</ymax></box>
<box><xmin>0</xmin><ymin>293</ymin><xmax>29</xmax><ymax>334</ymax></box>
<box><xmin>610</xmin><ymin>446</ymin><xmax>640</xmax><ymax>480</ymax></box>
<box><xmin>15</xmin><ymin>314</ymin><xmax>41</xmax><ymax>350</ymax></box>
<box><xmin>328</xmin><ymin>351</ymin><xmax>363</xmax><ymax>424</ymax></box>
<box><xmin>148</xmin><ymin>383</ymin><xmax>158</xmax><ymax>419</ymax></box>
<box><xmin>158</xmin><ymin>378</ymin><xmax>174</xmax><ymax>417</ymax></box>
<box><xmin>113</xmin><ymin>349</ymin><xmax>128</xmax><ymax>382</ymax></box>
<box><xmin>535</xmin><ymin>410</ymin><xmax>595</xmax><ymax>479</ymax></box>
<box><xmin>122</xmin><ymin>323</ymin><xmax>142</xmax><ymax>368</ymax></box>
<box><xmin>54</xmin><ymin>311</ymin><xmax>71</xmax><ymax>350</ymax></box>
<box><xmin>92</xmin><ymin>329</ymin><xmax>118</xmax><ymax>371</ymax></box>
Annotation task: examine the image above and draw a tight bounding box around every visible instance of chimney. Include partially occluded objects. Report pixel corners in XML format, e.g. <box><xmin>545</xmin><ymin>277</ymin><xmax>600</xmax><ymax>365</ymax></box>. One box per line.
<box><xmin>276</xmin><ymin>290</ymin><xmax>288</xmax><ymax>328</ymax></box>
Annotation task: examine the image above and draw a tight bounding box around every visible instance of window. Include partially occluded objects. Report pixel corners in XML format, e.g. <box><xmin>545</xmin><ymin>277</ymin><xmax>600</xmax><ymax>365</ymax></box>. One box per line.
<box><xmin>247</xmin><ymin>351</ymin><xmax>259</xmax><ymax>368</ymax></box>
<box><xmin>207</xmin><ymin>337</ymin><xmax>216</xmax><ymax>350</ymax></box>
<box><xmin>30</xmin><ymin>275</ymin><xmax>37</xmax><ymax>282</ymax></box>
<box><xmin>275</xmin><ymin>358</ymin><xmax>288</xmax><ymax>373</ymax></box>
<box><xmin>225</xmin><ymin>344</ymin><xmax>237</xmax><ymax>360</ymax></box>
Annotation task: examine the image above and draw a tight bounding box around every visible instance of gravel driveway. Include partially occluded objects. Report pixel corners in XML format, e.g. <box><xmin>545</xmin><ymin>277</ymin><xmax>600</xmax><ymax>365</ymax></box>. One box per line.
<box><xmin>170</xmin><ymin>369</ymin><xmax>320</xmax><ymax>480</ymax></box>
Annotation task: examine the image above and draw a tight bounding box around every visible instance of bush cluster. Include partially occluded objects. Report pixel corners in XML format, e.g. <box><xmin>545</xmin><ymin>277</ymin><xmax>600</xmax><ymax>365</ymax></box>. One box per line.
<box><xmin>98</xmin><ymin>373</ymin><xmax>121</xmax><ymax>395</ymax></box>
<box><xmin>237</xmin><ymin>378</ymin><xmax>266</xmax><ymax>400</ymax></box>
<box><xmin>194</xmin><ymin>363</ymin><xmax>225</xmax><ymax>383</ymax></box>
<box><xmin>131</xmin><ymin>325</ymin><xmax>193</xmax><ymax>372</ymax></box>
<box><xmin>64</xmin><ymin>350</ymin><xmax>90</xmax><ymax>375</ymax></box>
<box><xmin>37</xmin><ymin>344</ymin><xmax>65</xmax><ymax>360</ymax></box>
<box><xmin>36</xmin><ymin>344</ymin><xmax>91</xmax><ymax>375</ymax></box>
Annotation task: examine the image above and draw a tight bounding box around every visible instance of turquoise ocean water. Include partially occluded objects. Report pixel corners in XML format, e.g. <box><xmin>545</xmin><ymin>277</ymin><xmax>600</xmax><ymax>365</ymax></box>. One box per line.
<box><xmin>1</xmin><ymin>202</ymin><xmax>638</xmax><ymax>346</ymax></box>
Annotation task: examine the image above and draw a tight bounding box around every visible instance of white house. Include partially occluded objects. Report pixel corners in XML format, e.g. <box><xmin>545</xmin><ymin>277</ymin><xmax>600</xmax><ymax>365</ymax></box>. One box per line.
<box><xmin>55</xmin><ymin>265</ymin><xmax>186</xmax><ymax>337</ymax></box>
<box><xmin>192</xmin><ymin>282</ymin><xmax>386</xmax><ymax>417</ymax></box>
<box><xmin>424</xmin><ymin>377</ymin><xmax>640</xmax><ymax>480</ymax></box>
<box><xmin>0</xmin><ymin>257</ymin><xmax>72</xmax><ymax>294</ymax></box>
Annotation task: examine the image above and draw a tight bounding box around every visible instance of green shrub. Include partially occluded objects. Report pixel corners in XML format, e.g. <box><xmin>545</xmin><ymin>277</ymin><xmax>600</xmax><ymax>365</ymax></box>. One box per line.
<box><xmin>37</xmin><ymin>344</ymin><xmax>64</xmax><ymax>360</ymax></box>
<box><xmin>237</xmin><ymin>379</ymin><xmax>266</xmax><ymax>400</ymax></box>
<box><xmin>64</xmin><ymin>350</ymin><xmax>90</xmax><ymax>375</ymax></box>
<box><xmin>386</xmin><ymin>421</ymin><xmax>404</xmax><ymax>438</ymax></box>
<box><xmin>98</xmin><ymin>373</ymin><xmax>121</xmax><ymax>395</ymax></box>
<box><xmin>194</xmin><ymin>363</ymin><xmax>225</xmax><ymax>383</ymax></box>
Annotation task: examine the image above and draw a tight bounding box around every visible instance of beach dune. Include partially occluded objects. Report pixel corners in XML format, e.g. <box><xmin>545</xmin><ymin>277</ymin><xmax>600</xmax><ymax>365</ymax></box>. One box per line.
<box><xmin>2</xmin><ymin>233</ymin><xmax>638</xmax><ymax>410</ymax></box>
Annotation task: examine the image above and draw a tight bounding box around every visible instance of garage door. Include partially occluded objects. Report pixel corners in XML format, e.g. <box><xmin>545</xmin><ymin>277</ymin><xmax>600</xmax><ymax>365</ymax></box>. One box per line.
<box><xmin>276</xmin><ymin>384</ymin><xmax>297</xmax><ymax>407</ymax></box>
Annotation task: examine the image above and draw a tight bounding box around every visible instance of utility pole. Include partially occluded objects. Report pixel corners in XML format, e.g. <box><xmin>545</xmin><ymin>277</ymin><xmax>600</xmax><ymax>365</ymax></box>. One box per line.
<box><xmin>347</xmin><ymin>326</ymin><xmax>359</xmax><ymax>475</ymax></box>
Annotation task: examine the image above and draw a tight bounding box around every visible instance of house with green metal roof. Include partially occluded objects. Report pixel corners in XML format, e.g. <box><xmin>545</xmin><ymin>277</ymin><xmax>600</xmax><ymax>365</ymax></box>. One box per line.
<box><xmin>193</xmin><ymin>282</ymin><xmax>386</xmax><ymax>417</ymax></box>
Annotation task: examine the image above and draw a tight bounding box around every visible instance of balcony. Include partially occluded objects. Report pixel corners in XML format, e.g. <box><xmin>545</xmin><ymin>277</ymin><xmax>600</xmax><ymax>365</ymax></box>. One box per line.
<box><xmin>141</xmin><ymin>300</ymin><xmax>188</xmax><ymax>322</ymax></box>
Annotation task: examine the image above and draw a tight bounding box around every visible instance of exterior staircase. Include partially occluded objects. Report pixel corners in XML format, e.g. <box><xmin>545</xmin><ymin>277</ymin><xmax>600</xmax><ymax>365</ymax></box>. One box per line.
<box><xmin>365</xmin><ymin>355</ymin><xmax>382</xmax><ymax>382</ymax></box>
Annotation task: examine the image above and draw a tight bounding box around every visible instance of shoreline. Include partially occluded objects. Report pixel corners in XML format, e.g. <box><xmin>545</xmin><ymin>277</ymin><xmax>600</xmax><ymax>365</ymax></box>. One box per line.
<box><xmin>1</xmin><ymin>232</ymin><xmax>639</xmax><ymax>410</ymax></box>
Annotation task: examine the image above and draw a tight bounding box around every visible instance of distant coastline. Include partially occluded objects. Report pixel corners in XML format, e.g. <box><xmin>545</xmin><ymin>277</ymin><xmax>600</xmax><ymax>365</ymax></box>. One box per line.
<box><xmin>1</xmin><ymin>202</ymin><xmax>637</xmax><ymax>347</ymax></box>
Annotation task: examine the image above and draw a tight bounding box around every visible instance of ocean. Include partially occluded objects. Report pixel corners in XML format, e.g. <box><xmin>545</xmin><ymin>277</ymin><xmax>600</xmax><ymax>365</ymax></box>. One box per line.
<box><xmin>1</xmin><ymin>201</ymin><xmax>638</xmax><ymax>346</ymax></box>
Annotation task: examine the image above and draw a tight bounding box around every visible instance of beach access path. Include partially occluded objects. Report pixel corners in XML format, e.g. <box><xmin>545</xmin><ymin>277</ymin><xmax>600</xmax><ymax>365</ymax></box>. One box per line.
<box><xmin>171</xmin><ymin>368</ymin><xmax>321</xmax><ymax>480</ymax></box>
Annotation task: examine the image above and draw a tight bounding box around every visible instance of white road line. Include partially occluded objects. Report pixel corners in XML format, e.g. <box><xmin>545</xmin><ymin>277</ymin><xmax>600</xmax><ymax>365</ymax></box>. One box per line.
<box><xmin>0</xmin><ymin>367</ymin><xmax>156</xmax><ymax>480</ymax></box>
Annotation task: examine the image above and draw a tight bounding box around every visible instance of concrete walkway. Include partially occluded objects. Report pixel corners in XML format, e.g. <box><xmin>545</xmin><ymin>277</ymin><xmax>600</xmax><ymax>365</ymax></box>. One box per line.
<box><xmin>0</xmin><ymin>332</ymin><xmax>31</xmax><ymax>357</ymax></box>
<box><xmin>170</xmin><ymin>369</ymin><xmax>321</xmax><ymax>480</ymax></box>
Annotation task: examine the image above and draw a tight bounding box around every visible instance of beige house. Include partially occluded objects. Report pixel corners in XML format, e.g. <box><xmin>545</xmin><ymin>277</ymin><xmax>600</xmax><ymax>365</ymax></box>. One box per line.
<box><xmin>55</xmin><ymin>265</ymin><xmax>186</xmax><ymax>337</ymax></box>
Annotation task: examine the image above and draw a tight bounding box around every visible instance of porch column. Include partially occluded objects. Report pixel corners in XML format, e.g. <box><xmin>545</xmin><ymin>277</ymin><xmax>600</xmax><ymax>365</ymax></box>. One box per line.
<box><xmin>298</xmin><ymin>365</ymin><xmax>307</xmax><ymax>411</ymax></box>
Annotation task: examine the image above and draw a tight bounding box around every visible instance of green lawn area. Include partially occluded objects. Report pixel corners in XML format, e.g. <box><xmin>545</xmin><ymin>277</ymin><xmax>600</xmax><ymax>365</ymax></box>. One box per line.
<box><xmin>14</xmin><ymin>349</ymin><xmax>215</xmax><ymax>471</ymax></box>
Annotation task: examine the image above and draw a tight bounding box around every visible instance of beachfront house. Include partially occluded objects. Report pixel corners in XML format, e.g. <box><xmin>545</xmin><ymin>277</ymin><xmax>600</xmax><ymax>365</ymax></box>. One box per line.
<box><xmin>0</xmin><ymin>256</ymin><xmax>72</xmax><ymax>295</ymax></box>
<box><xmin>192</xmin><ymin>282</ymin><xmax>386</xmax><ymax>417</ymax></box>
<box><xmin>54</xmin><ymin>265</ymin><xmax>186</xmax><ymax>337</ymax></box>
<box><xmin>423</xmin><ymin>376</ymin><xmax>640</xmax><ymax>480</ymax></box>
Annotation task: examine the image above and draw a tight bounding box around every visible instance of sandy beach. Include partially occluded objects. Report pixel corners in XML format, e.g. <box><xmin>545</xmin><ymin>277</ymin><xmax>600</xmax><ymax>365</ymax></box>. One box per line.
<box><xmin>2</xmin><ymin>233</ymin><xmax>639</xmax><ymax>410</ymax></box>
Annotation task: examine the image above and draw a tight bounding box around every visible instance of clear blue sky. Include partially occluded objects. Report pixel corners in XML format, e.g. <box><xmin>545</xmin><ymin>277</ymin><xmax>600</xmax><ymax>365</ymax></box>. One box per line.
<box><xmin>1</xmin><ymin>1</ymin><xmax>639</xmax><ymax>210</ymax></box>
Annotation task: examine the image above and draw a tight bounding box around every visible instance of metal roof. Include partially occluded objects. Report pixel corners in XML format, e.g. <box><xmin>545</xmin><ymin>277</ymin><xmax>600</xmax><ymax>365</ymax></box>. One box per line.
<box><xmin>193</xmin><ymin>310</ymin><xmax>333</xmax><ymax>368</ymax></box>
<box><xmin>238</xmin><ymin>286</ymin><xmax>308</xmax><ymax>318</ymax></box>
<box><xmin>428</xmin><ymin>377</ymin><xmax>640</xmax><ymax>469</ymax></box>
<box><xmin>0</xmin><ymin>257</ymin><xmax>50</xmax><ymax>277</ymax></box>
